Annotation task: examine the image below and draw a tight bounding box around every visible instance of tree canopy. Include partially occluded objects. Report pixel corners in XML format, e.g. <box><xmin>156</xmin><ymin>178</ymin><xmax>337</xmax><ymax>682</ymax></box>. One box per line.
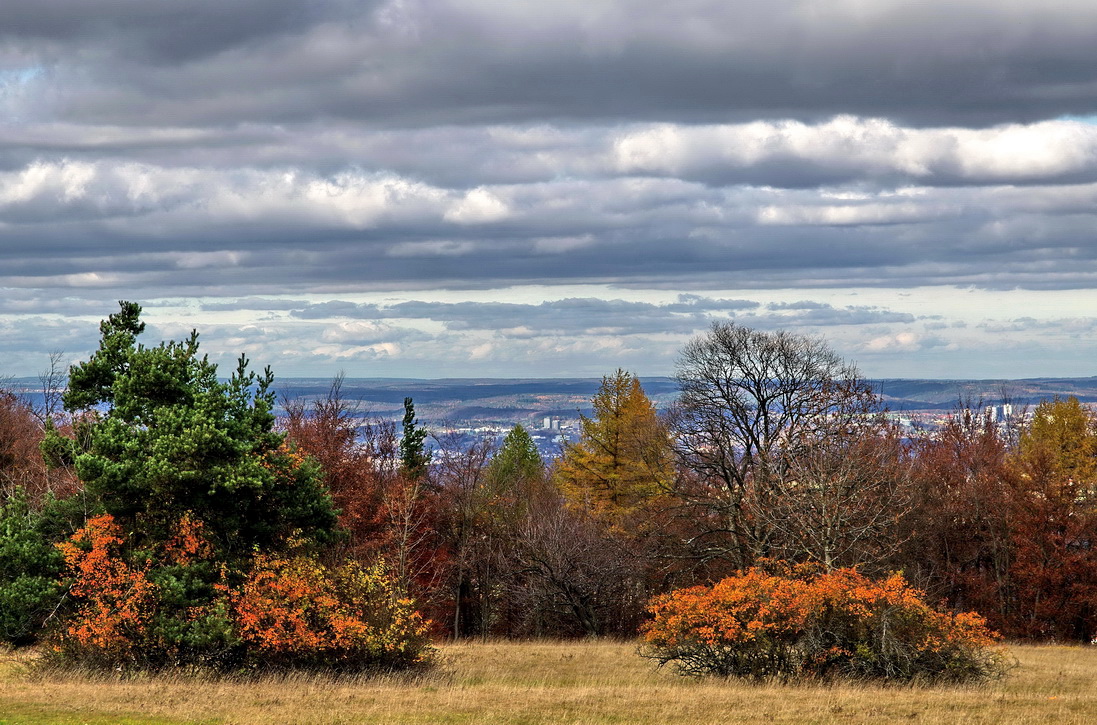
<box><xmin>487</xmin><ymin>424</ymin><xmax>543</xmax><ymax>488</ymax></box>
<box><xmin>554</xmin><ymin>370</ymin><xmax>673</xmax><ymax>520</ymax></box>
<box><xmin>25</xmin><ymin>302</ymin><xmax>435</xmax><ymax>670</ymax></box>
<box><xmin>672</xmin><ymin>322</ymin><xmax>887</xmax><ymax>569</ymax></box>
<box><xmin>43</xmin><ymin>301</ymin><xmax>338</xmax><ymax>559</ymax></box>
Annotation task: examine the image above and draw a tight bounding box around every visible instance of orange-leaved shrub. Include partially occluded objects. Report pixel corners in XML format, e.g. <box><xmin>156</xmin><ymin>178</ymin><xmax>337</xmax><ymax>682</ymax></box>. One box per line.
<box><xmin>54</xmin><ymin>514</ymin><xmax>433</xmax><ymax>671</ymax></box>
<box><xmin>641</xmin><ymin>566</ymin><xmax>1009</xmax><ymax>683</ymax></box>
<box><xmin>231</xmin><ymin>553</ymin><xmax>433</xmax><ymax>670</ymax></box>
<box><xmin>55</xmin><ymin>512</ymin><xmax>242</xmax><ymax>668</ymax></box>
<box><xmin>54</xmin><ymin>514</ymin><xmax>158</xmax><ymax>665</ymax></box>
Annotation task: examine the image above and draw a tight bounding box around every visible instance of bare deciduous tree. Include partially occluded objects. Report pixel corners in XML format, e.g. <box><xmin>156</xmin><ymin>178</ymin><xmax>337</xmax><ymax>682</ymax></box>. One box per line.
<box><xmin>671</xmin><ymin>322</ymin><xmax>891</xmax><ymax>569</ymax></box>
<box><xmin>432</xmin><ymin>430</ymin><xmax>495</xmax><ymax>638</ymax></box>
<box><xmin>37</xmin><ymin>351</ymin><xmax>67</xmax><ymax>428</ymax></box>
<box><xmin>761</xmin><ymin>424</ymin><xmax>912</xmax><ymax>571</ymax></box>
<box><xmin>507</xmin><ymin>494</ymin><xmax>647</xmax><ymax>637</ymax></box>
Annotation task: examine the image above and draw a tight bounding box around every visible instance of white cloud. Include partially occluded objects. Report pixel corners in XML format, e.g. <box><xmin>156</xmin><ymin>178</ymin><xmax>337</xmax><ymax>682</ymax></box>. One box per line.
<box><xmin>443</xmin><ymin>187</ymin><xmax>510</xmax><ymax>224</ymax></box>
<box><xmin>864</xmin><ymin>332</ymin><xmax>925</xmax><ymax>353</ymax></box>
<box><xmin>320</xmin><ymin>320</ymin><xmax>410</xmax><ymax>346</ymax></box>
<box><xmin>614</xmin><ymin>117</ymin><xmax>1097</xmax><ymax>183</ymax></box>
<box><xmin>757</xmin><ymin>201</ymin><xmax>947</xmax><ymax>226</ymax></box>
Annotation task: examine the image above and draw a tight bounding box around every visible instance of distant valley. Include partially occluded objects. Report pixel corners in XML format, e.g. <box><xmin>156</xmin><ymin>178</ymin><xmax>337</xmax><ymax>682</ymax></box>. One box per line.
<box><xmin>268</xmin><ymin>375</ymin><xmax>1097</xmax><ymax>426</ymax></box>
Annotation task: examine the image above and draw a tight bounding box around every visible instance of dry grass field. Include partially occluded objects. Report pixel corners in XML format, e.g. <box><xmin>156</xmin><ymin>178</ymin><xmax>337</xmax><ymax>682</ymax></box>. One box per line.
<box><xmin>1</xmin><ymin>640</ymin><xmax>1094</xmax><ymax>724</ymax></box>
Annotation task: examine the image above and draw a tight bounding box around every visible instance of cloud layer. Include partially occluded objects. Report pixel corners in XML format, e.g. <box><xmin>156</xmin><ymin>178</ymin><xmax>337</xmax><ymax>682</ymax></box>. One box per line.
<box><xmin>1</xmin><ymin>1</ymin><xmax>1096</xmax><ymax>379</ymax></box>
<box><xmin>7</xmin><ymin>1</ymin><xmax>1097</xmax><ymax>126</ymax></box>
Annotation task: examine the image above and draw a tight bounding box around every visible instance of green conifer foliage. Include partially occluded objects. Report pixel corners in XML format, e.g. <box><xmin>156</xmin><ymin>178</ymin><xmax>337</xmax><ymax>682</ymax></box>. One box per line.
<box><xmin>487</xmin><ymin>425</ymin><xmax>543</xmax><ymax>486</ymax></box>
<box><xmin>43</xmin><ymin>301</ymin><xmax>338</xmax><ymax>560</ymax></box>
<box><xmin>400</xmin><ymin>397</ymin><xmax>430</xmax><ymax>480</ymax></box>
<box><xmin>0</xmin><ymin>489</ymin><xmax>63</xmax><ymax>645</ymax></box>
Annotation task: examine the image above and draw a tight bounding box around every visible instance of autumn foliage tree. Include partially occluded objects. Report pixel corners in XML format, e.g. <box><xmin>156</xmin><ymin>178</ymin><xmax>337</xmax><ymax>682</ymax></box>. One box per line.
<box><xmin>282</xmin><ymin>375</ymin><xmax>392</xmax><ymax>559</ymax></box>
<box><xmin>0</xmin><ymin>390</ymin><xmax>49</xmax><ymax>502</ymax></box>
<box><xmin>541</xmin><ymin>373</ymin><xmax>684</xmax><ymax>634</ymax></box>
<box><xmin>899</xmin><ymin>408</ymin><xmax>1018</xmax><ymax>633</ymax></box>
<box><xmin>1007</xmin><ymin>397</ymin><xmax>1097</xmax><ymax>641</ymax></box>
<box><xmin>0</xmin><ymin>388</ymin><xmax>77</xmax><ymax>504</ymax></box>
<box><xmin>898</xmin><ymin>397</ymin><xmax>1097</xmax><ymax>643</ymax></box>
<box><xmin>554</xmin><ymin>370</ymin><xmax>673</xmax><ymax>521</ymax></box>
<box><xmin>1017</xmin><ymin>396</ymin><xmax>1097</xmax><ymax>490</ymax></box>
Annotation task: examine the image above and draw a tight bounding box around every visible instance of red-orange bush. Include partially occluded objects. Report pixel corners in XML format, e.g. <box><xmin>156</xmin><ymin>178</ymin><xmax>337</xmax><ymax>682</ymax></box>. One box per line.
<box><xmin>54</xmin><ymin>515</ymin><xmax>157</xmax><ymax>664</ymax></box>
<box><xmin>231</xmin><ymin>553</ymin><xmax>433</xmax><ymax>670</ymax></box>
<box><xmin>54</xmin><ymin>514</ymin><xmax>432</xmax><ymax>672</ymax></box>
<box><xmin>641</xmin><ymin>567</ymin><xmax>1008</xmax><ymax>682</ymax></box>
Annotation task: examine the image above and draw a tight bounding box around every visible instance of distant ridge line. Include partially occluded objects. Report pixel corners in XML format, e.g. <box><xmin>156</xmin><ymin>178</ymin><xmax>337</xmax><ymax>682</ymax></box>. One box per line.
<box><xmin>8</xmin><ymin>376</ymin><xmax>1096</xmax><ymax>416</ymax></box>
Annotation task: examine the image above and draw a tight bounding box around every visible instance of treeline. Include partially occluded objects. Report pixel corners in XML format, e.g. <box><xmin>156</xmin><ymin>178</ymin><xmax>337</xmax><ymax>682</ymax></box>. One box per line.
<box><xmin>1</xmin><ymin>306</ymin><xmax>1095</xmax><ymax>666</ymax></box>
<box><xmin>323</xmin><ymin>323</ymin><xmax>1093</xmax><ymax>644</ymax></box>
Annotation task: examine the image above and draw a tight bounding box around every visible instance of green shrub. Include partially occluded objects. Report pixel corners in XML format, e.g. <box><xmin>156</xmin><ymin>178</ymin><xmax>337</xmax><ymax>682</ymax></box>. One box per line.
<box><xmin>0</xmin><ymin>489</ymin><xmax>65</xmax><ymax>645</ymax></box>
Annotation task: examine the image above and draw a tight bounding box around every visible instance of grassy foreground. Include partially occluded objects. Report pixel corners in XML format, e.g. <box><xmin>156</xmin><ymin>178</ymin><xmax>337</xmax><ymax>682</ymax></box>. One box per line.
<box><xmin>1</xmin><ymin>640</ymin><xmax>1094</xmax><ymax>724</ymax></box>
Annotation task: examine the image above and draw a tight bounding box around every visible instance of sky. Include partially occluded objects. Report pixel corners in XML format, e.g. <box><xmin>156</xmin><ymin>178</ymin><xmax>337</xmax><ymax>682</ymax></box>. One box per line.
<box><xmin>2</xmin><ymin>0</ymin><xmax>1097</xmax><ymax>381</ymax></box>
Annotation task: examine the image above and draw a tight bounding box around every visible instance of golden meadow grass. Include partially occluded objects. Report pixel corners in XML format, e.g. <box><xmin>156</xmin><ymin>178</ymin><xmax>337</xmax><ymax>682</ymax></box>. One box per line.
<box><xmin>1</xmin><ymin>639</ymin><xmax>1095</xmax><ymax>724</ymax></box>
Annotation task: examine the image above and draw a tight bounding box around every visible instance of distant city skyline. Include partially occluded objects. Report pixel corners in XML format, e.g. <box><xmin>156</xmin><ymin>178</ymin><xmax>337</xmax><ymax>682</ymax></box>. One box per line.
<box><xmin>2</xmin><ymin>2</ymin><xmax>1097</xmax><ymax>379</ymax></box>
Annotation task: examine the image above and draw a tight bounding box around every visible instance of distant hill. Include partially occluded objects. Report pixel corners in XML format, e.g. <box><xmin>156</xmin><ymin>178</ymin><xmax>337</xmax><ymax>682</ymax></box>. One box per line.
<box><xmin>8</xmin><ymin>375</ymin><xmax>1096</xmax><ymax>425</ymax></box>
<box><xmin>875</xmin><ymin>377</ymin><xmax>1097</xmax><ymax>411</ymax></box>
<box><xmin>268</xmin><ymin>377</ymin><xmax>681</xmax><ymax>424</ymax></box>
<box><xmin>268</xmin><ymin>376</ymin><xmax>1097</xmax><ymax>423</ymax></box>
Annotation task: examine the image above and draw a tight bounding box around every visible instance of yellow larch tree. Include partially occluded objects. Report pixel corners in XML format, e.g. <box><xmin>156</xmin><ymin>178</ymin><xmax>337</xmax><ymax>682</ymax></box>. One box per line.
<box><xmin>1017</xmin><ymin>396</ymin><xmax>1097</xmax><ymax>500</ymax></box>
<box><xmin>553</xmin><ymin>370</ymin><xmax>674</xmax><ymax>520</ymax></box>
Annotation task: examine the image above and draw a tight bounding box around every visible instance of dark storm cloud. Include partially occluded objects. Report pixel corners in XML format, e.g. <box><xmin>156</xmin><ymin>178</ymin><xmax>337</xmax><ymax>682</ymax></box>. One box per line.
<box><xmin>0</xmin><ymin>1</ymin><xmax>361</xmax><ymax>63</ymax></box>
<box><xmin>7</xmin><ymin>1</ymin><xmax>1097</xmax><ymax>127</ymax></box>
